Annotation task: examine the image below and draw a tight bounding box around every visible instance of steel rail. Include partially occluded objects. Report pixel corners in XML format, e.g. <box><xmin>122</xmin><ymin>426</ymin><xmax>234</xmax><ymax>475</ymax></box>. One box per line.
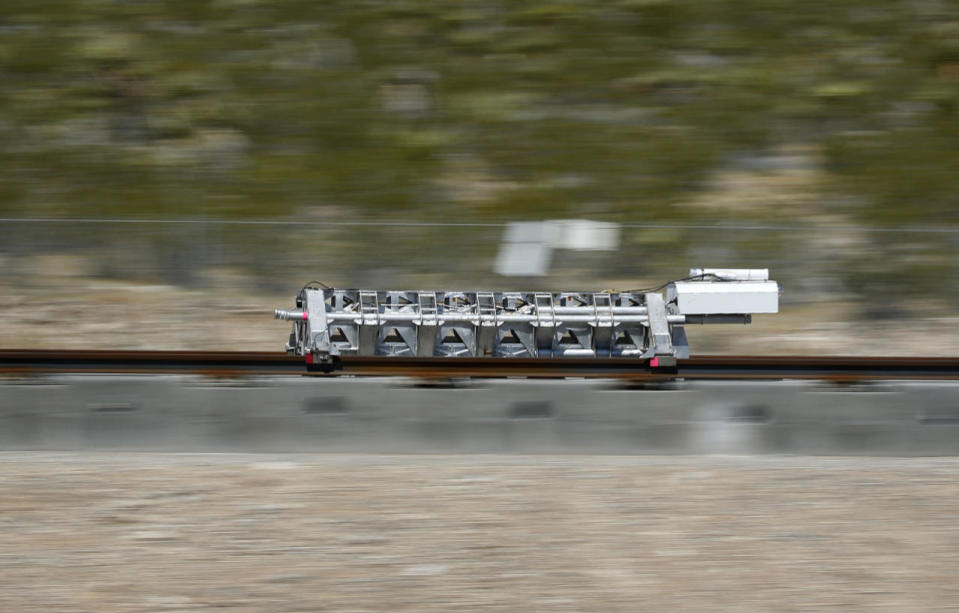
<box><xmin>1</xmin><ymin>350</ymin><xmax>959</xmax><ymax>381</ymax></box>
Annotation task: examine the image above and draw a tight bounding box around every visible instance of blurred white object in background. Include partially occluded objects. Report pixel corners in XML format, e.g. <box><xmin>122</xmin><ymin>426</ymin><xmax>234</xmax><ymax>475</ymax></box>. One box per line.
<box><xmin>552</xmin><ymin>219</ymin><xmax>621</xmax><ymax>251</ymax></box>
<box><xmin>494</xmin><ymin>222</ymin><xmax>555</xmax><ymax>276</ymax></box>
<box><xmin>495</xmin><ymin>219</ymin><xmax>620</xmax><ymax>276</ymax></box>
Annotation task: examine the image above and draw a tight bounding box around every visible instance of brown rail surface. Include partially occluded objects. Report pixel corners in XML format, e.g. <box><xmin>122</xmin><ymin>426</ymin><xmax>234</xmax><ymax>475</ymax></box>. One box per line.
<box><xmin>1</xmin><ymin>350</ymin><xmax>959</xmax><ymax>381</ymax></box>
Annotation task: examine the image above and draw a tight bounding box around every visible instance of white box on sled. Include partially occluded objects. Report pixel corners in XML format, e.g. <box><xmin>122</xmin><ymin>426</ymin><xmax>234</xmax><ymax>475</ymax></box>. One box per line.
<box><xmin>668</xmin><ymin>280</ymin><xmax>779</xmax><ymax>315</ymax></box>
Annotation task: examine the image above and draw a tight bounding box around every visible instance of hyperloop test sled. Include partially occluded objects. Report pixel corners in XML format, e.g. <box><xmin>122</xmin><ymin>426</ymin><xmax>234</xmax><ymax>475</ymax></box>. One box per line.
<box><xmin>274</xmin><ymin>268</ymin><xmax>780</xmax><ymax>370</ymax></box>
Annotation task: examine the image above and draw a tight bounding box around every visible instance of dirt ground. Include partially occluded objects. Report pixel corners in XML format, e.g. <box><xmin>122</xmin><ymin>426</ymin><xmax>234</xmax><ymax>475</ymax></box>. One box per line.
<box><xmin>2</xmin><ymin>453</ymin><xmax>959</xmax><ymax>612</ymax></box>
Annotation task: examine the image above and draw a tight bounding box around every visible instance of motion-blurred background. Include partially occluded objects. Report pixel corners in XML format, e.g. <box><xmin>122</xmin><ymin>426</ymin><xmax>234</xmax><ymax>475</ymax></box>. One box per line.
<box><xmin>1</xmin><ymin>0</ymin><xmax>957</xmax><ymax>354</ymax></box>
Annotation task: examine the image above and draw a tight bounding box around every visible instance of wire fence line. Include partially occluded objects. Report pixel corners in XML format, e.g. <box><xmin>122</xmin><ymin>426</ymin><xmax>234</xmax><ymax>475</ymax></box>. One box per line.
<box><xmin>1</xmin><ymin>217</ymin><xmax>959</xmax><ymax>234</ymax></box>
<box><xmin>1</xmin><ymin>216</ymin><xmax>955</xmax><ymax>308</ymax></box>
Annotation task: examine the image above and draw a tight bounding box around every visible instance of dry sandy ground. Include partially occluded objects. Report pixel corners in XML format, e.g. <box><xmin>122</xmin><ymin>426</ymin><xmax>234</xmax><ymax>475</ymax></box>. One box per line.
<box><xmin>2</xmin><ymin>454</ymin><xmax>959</xmax><ymax>612</ymax></box>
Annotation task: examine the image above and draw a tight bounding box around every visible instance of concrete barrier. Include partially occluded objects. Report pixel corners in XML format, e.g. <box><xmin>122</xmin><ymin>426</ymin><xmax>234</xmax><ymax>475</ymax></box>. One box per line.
<box><xmin>1</xmin><ymin>376</ymin><xmax>958</xmax><ymax>454</ymax></box>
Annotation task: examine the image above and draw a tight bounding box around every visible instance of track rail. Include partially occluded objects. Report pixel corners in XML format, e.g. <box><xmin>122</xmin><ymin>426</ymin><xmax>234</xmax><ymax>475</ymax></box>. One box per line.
<box><xmin>1</xmin><ymin>350</ymin><xmax>959</xmax><ymax>381</ymax></box>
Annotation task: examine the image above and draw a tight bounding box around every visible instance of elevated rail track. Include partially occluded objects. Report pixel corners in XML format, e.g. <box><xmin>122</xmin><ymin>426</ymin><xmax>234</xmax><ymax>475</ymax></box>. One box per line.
<box><xmin>1</xmin><ymin>350</ymin><xmax>958</xmax><ymax>381</ymax></box>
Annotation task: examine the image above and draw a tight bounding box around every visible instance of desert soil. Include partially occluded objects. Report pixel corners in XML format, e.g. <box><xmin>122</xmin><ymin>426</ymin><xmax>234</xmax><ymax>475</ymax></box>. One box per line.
<box><xmin>2</xmin><ymin>454</ymin><xmax>959</xmax><ymax>612</ymax></box>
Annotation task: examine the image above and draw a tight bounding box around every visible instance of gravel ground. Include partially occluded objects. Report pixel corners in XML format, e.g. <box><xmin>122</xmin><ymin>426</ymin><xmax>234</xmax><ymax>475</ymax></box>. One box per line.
<box><xmin>2</xmin><ymin>454</ymin><xmax>959</xmax><ymax>612</ymax></box>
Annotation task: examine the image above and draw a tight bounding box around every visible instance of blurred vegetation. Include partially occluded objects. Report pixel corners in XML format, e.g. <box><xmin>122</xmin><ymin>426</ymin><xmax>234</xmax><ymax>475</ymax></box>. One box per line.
<box><xmin>1</xmin><ymin>0</ymin><xmax>957</xmax><ymax>222</ymax></box>
<box><xmin>0</xmin><ymin>1</ymin><xmax>957</xmax><ymax>305</ymax></box>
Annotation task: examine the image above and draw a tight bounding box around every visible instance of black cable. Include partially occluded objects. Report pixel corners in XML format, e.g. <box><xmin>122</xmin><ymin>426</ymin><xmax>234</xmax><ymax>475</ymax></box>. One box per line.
<box><xmin>625</xmin><ymin>272</ymin><xmax>724</xmax><ymax>294</ymax></box>
<box><xmin>301</xmin><ymin>280</ymin><xmax>331</xmax><ymax>291</ymax></box>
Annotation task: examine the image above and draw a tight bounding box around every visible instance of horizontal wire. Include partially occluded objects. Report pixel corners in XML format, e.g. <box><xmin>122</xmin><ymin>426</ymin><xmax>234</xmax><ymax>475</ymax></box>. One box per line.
<box><xmin>0</xmin><ymin>217</ymin><xmax>957</xmax><ymax>234</ymax></box>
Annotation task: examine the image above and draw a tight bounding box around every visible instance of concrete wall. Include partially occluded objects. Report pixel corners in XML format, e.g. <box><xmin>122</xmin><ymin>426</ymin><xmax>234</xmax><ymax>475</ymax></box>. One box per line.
<box><xmin>1</xmin><ymin>376</ymin><xmax>958</xmax><ymax>455</ymax></box>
